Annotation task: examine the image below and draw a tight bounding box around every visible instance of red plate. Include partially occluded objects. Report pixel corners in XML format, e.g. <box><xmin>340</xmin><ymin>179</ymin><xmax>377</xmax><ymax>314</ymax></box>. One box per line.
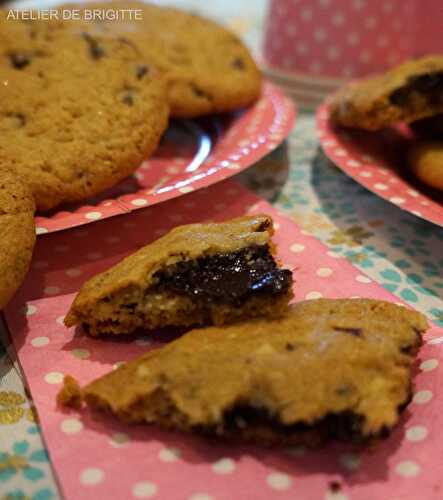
<box><xmin>35</xmin><ymin>81</ymin><xmax>296</xmax><ymax>234</ymax></box>
<box><xmin>317</xmin><ymin>102</ymin><xmax>443</xmax><ymax>228</ymax></box>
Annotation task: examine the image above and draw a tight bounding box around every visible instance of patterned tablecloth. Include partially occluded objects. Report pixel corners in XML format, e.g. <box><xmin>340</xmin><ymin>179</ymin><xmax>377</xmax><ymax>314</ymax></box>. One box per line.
<box><xmin>1</xmin><ymin>1</ymin><xmax>442</xmax><ymax>499</ymax></box>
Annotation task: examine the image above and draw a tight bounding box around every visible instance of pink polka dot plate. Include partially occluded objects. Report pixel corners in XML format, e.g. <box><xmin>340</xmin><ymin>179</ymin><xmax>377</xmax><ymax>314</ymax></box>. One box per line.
<box><xmin>317</xmin><ymin>101</ymin><xmax>443</xmax><ymax>228</ymax></box>
<box><xmin>34</xmin><ymin>81</ymin><xmax>296</xmax><ymax>234</ymax></box>
<box><xmin>4</xmin><ymin>179</ymin><xmax>443</xmax><ymax>500</ymax></box>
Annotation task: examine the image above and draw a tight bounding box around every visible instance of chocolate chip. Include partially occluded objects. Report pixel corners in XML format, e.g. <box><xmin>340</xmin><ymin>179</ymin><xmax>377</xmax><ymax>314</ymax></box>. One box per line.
<box><xmin>335</xmin><ymin>385</ymin><xmax>353</xmax><ymax>396</ymax></box>
<box><xmin>191</xmin><ymin>84</ymin><xmax>210</xmax><ymax>100</ymax></box>
<box><xmin>333</xmin><ymin>326</ymin><xmax>362</xmax><ymax>337</ymax></box>
<box><xmin>122</xmin><ymin>93</ymin><xmax>134</xmax><ymax>106</ymax></box>
<box><xmin>232</xmin><ymin>57</ymin><xmax>245</xmax><ymax>70</ymax></box>
<box><xmin>9</xmin><ymin>52</ymin><xmax>31</xmax><ymax>69</ymax></box>
<box><xmin>118</xmin><ymin>87</ymin><xmax>137</xmax><ymax>106</ymax></box>
<box><xmin>136</xmin><ymin>65</ymin><xmax>149</xmax><ymax>80</ymax></box>
<box><xmin>285</xmin><ymin>342</ymin><xmax>295</xmax><ymax>351</ymax></box>
<box><xmin>81</xmin><ymin>32</ymin><xmax>105</xmax><ymax>60</ymax></box>
<box><xmin>219</xmin><ymin>406</ymin><xmax>369</xmax><ymax>444</ymax></box>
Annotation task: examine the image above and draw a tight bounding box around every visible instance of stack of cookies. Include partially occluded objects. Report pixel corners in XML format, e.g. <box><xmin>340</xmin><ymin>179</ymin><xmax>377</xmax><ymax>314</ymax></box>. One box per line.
<box><xmin>0</xmin><ymin>1</ymin><xmax>261</xmax><ymax>307</ymax></box>
<box><xmin>331</xmin><ymin>55</ymin><xmax>443</xmax><ymax>193</ymax></box>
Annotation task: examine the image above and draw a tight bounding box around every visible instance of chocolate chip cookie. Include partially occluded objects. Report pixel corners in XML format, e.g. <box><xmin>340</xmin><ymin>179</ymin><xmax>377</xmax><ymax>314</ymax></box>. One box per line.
<box><xmin>0</xmin><ymin>12</ymin><xmax>169</xmax><ymax>211</ymax></box>
<box><xmin>408</xmin><ymin>140</ymin><xmax>443</xmax><ymax>192</ymax></box>
<box><xmin>0</xmin><ymin>168</ymin><xmax>35</xmax><ymax>308</ymax></box>
<box><xmin>59</xmin><ymin>299</ymin><xmax>427</xmax><ymax>446</ymax></box>
<box><xmin>331</xmin><ymin>55</ymin><xmax>443</xmax><ymax>130</ymax></box>
<box><xmin>64</xmin><ymin>215</ymin><xmax>293</xmax><ymax>335</ymax></box>
<box><xmin>66</xmin><ymin>1</ymin><xmax>262</xmax><ymax>118</ymax></box>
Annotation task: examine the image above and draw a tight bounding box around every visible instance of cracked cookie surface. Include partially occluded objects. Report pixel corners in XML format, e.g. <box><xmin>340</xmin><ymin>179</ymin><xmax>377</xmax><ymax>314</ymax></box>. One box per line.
<box><xmin>60</xmin><ymin>299</ymin><xmax>427</xmax><ymax>446</ymax></box>
<box><xmin>0</xmin><ymin>12</ymin><xmax>169</xmax><ymax>211</ymax></box>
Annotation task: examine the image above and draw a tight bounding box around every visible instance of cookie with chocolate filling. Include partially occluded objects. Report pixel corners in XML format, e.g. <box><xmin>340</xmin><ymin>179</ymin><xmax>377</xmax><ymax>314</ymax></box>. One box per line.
<box><xmin>64</xmin><ymin>215</ymin><xmax>293</xmax><ymax>335</ymax></box>
<box><xmin>331</xmin><ymin>55</ymin><xmax>443</xmax><ymax>130</ymax></box>
<box><xmin>408</xmin><ymin>140</ymin><xmax>443</xmax><ymax>192</ymax></box>
<box><xmin>59</xmin><ymin>299</ymin><xmax>427</xmax><ymax>446</ymax></box>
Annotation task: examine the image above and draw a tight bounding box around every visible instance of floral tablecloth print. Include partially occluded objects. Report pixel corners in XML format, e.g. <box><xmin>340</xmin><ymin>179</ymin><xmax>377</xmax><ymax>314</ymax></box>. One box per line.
<box><xmin>1</xmin><ymin>0</ymin><xmax>442</xmax><ymax>499</ymax></box>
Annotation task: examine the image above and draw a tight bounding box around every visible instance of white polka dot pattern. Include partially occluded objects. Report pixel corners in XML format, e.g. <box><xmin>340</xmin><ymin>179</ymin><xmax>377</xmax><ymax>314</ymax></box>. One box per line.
<box><xmin>413</xmin><ymin>390</ymin><xmax>433</xmax><ymax>405</ymax></box>
<box><xmin>44</xmin><ymin>372</ymin><xmax>64</xmax><ymax>384</ymax></box>
<box><xmin>264</xmin><ymin>0</ymin><xmax>413</xmax><ymax>80</ymax></box>
<box><xmin>61</xmin><ymin>418</ymin><xmax>83</xmax><ymax>434</ymax></box>
<box><xmin>290</xmin><ymin>243</ymin><xmax>305</xmax><ymax>253</ymax></box>
<box><xmin>31</xmin><ymin>336</ymin><xmax>49</xmax><ymax>347</ymax></box>
<box><xmin>420</xmin><ymin>359</ymin><xmax>438</xmax><ymax>372</ymax></box>
<box><xmin>212</xmin><ymin>458</ymin><xmax>235</xmax><ymax>474</ymax></box>
<box><xmin>266</xmin><ymin>472</ymin><xmax>292</xmax><ymax>490</ymax></box>
<box><xmin>158</xmin><ymin>447</ymin><xmax>181</xmax><ymax>462</ymax></box>
<box><xmin>80</xmin><ymin>468</ymin><xmax>104</xmax><ymax>485</ymax></box>
<box><xmin>132</xmin><ymin>481</ymin><xmax>157</xmax><ymax>498</ymax></box>
<box><xmin>406</xmin><ymin>426</ymin><xmax>428</xmax><ymax>442</ymax></box>
<box><xmin>85</xmin><ymin>212</ymin><xmax>102</xmax><ymax>221</ymax></box>
<box><xmin>395</xmin><ymin>460</ymin><xmax>421</xmax><ymax>477</ymax></box>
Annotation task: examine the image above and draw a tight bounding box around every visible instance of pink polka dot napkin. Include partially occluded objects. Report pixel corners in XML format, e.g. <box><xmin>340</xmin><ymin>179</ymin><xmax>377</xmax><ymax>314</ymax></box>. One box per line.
<box><xmin>4</xmin><ymin>180</ymin><xmax>443</xmax><ymax>500</ymax></box>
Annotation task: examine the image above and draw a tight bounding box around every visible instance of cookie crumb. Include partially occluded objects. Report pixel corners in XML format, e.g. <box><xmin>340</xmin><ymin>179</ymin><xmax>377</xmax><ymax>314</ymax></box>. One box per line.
<box><xmin>57</xmin><ymin>375</ymin><xmax>83</xmax><ymax>409</ymax></box>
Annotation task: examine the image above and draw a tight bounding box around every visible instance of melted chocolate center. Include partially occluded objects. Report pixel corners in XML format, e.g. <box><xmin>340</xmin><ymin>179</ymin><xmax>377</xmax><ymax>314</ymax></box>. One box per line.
<box><xmin>219</xmin><ymin>406</ymin><xmax>369</xmax><ymax>443</ymax></box>
<box><xmin>153</xmin><ymin>245</ymin><xmax>292</xmax><ymax>306</ymax></box>
<box><xmin>389</xmin><ymin>72</ymin><xmax>443</xmax><ymax>106</ymax></box>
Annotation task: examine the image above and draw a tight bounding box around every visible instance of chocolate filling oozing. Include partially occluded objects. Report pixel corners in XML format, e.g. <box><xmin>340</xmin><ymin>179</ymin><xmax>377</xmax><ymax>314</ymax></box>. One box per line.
<box><xmin>389</xmin><ymin>72</ymin><xmax>443</xmax><ymax>107</ymax></box>
<box><xmin>202</xmin><ymin>406</ymin><xmax>386</xmax><ymax>445</ymax></box>
<box><xmin>153</xmin><ymin>245</ymin><xmax>292</xmax><ymax>306</ymax></box>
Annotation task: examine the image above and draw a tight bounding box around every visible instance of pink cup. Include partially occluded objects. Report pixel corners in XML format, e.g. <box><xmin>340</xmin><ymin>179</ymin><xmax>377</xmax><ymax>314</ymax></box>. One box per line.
<box><xmin>262</xmin><ymin>0</ymin><xmax>443</xmax><ymax>106</ymax></box>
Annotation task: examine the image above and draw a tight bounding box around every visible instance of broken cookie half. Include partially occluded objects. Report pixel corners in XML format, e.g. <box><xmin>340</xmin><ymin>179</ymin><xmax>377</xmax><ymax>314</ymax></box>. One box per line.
<box><xmin>64</xmin><ymin>215</ymin><xmax>293</xmax><ymax>335</ymax></box>
<box><xmin>59</xmin><ymin>299</ymin><xmax>428</xmax><ymax>446</ymax></box>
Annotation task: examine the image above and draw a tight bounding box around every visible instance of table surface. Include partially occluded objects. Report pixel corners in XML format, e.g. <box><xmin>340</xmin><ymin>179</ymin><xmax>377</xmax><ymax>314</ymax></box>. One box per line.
<box><xmin>1</xmin><ymin>2</ymin><xmax>443</xmax><ymax>499</ymax></box>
